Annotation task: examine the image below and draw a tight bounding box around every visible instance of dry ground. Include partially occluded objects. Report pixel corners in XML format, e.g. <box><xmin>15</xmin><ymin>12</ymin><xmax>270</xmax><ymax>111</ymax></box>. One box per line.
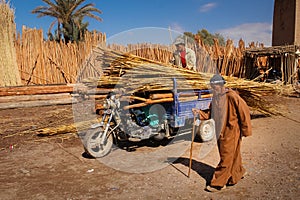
<box><xmin>0</xmin><ymin>95</ymin><xmax>299</xmax><ymax>200</ymax></box>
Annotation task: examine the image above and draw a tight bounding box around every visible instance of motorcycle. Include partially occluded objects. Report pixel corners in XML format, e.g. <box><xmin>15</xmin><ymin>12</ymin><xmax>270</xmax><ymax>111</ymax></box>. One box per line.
<box><xmin>83</xmin><ymin>80</ymin><xmax>215</xmax><ymax>158</ymax></box>
<box><xmin>83</xmin><ymin>92</ymin><xmax>176</xmax><ymax>158</ymax></box>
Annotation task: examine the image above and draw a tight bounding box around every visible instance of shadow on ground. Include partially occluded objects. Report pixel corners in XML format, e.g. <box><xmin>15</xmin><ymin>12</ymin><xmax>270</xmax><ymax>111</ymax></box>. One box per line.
<box><xmin>168</xmin><ymin>157</ymin><xmax>215</xmax><ymax>185</ymax></box>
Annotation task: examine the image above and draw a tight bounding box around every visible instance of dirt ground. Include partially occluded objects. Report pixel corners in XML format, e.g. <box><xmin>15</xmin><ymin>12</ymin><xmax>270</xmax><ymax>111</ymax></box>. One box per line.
<box><xmin>0</xmin><ymin>95</ymin><xmax>299</xmax><ymax>200</ymax></box>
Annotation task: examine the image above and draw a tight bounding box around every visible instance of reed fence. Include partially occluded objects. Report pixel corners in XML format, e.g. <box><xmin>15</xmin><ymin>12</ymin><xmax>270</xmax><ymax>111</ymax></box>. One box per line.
<box><xmin>107</xmin><ymin>37</ymin><xmax>247</xmax><ymax>77</ymax></box>
<box><xmin>15</xmin><ymin>26</ymin><xmax>106</xmax><ymax>85</ymax></box>
<box><xmin>14</xmin><ymin>28</ymin><xmax>287</xmax><ymax>86</ymax></box>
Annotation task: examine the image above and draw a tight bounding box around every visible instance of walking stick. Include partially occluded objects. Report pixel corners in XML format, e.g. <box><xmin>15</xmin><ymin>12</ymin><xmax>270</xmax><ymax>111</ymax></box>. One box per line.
<box><xmin>188</xmin><ymin>115</ymin><xmax>196</xmax><ymax>178</ymax></box>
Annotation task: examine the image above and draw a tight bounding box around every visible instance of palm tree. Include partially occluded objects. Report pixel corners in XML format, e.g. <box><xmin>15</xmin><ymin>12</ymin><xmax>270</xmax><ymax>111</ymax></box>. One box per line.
<box><xmin>63</xmin><ymin>16</ymin><xmax>89</xmax><ymax>42</ymax></box>
<box><xmin>32</xmin><ymin>0</ymin><xmax>102</xmax><ymax>42</ymax></box>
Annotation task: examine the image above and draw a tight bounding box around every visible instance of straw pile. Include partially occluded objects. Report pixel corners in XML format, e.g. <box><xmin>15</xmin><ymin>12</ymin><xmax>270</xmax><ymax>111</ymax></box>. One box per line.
<box><xmin>82</xmin><ymin>46</ymin><xmax>281</xmax><ymax>116</ymax></box>
<box><xmin>0</xmin><ymin>0</ymin><xmax>21</xmax><ymax>86</ymax></box>
<box><xmin>36</xmin><ymin>119</ymin><xmax>100</xmax><ymax>136</ymax></box>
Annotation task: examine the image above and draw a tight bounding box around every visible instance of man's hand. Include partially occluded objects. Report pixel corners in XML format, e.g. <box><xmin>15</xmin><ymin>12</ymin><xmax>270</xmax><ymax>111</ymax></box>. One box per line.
<box><xmin>192</xmin><ymin>108</ymin><xmax>199</xmax><ymax>116</ymax></box>
<box><xmin>192</xmin><ymin>108</ymin><xmax>210</xmax><ymax>120</ymax></box>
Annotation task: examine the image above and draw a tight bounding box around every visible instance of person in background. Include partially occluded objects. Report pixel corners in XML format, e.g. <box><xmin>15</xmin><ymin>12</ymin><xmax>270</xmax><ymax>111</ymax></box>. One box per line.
<box><xmin>192</xmin><ymin>74</ymin><xmax>252</xmax><ymax>192</ymax></box>
<box><xmin>173</xmin><ymin>37</ymin><xmax>196</xmax><ymax>71</ymax></box>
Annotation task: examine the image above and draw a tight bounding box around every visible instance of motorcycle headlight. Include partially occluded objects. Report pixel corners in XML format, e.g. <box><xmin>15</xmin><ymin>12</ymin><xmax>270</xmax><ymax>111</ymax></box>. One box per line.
<box><xmin>106</xmin><ymin>109</ymin><xmax>112</xmax><ymax>114</ymax></box>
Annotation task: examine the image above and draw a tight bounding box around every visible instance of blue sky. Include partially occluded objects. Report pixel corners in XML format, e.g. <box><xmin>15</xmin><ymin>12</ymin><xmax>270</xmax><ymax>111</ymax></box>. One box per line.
<box><xmin>9</xmin><ymin>0</ymin><xmax>274</xmax><ymax>46</ymax></box>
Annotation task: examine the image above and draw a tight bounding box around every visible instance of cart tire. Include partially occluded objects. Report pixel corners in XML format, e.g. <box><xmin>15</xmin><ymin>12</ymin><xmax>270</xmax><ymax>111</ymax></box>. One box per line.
<box><xmin>198</xmin><ymin>119</ymin><xmax>215</xmax><ymax>142</ymax></box>
<box><xmin>153</xmin><ymin>131</ymin><xmax>166</xmax><ymax>141</ymax></box>
<box><xmin>84</xmin><ymin>127</ymin><xmax>113</xmax><ymax>158</ymax></box>
<box><xmin>292</xmin><ymin>81</ymin><xmax>300</xmax><ymax>94</ymax></box>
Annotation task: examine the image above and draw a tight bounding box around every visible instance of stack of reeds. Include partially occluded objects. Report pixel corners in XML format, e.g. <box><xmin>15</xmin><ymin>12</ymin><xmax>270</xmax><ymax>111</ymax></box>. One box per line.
<box><xmin>81</xmin><ymin>46</ymin><xmax>281</xmax><ymax>116</ymax></box>
<box><xmin>107</xmin><ymin>43</ymin><xmax>174</xmax><ymax>64</ymax></box>
<box><xmin>36</xmin><ymin>47</ymin><xmax>282</xmax><ymax>137</ymax></box>
<box><xmin>0</xmin><ymin>0</ymin><xmax>21</xmax><ymax>86</ymax></box>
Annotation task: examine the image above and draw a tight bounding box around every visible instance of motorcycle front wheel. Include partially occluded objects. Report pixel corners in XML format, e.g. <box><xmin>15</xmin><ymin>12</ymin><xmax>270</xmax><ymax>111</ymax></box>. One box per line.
<box><xmin>84</xmin><ymin>127</ymin><xmax>113</xmax><ymax>158</ymax></box>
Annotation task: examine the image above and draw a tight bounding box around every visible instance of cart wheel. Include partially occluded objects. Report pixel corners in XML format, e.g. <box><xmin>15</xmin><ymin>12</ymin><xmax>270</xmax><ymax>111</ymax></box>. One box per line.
<box><xmin>292</xmin><ymin>81</ymin><xmax>300</xmax><ymax>94</ymax></box>
<box><xmin>84</xmin><ymin>127</ymin><xmax>113</xmax><ymax>158</ymax></box>
<box><xmin>198</xmin><ymin>119</ymin><xmax>215</xmax><ymax>142</ymax></box>
<box><xmin>153</xmin><ymin>131</ymin><xmax>166</xmax><ymax>141</ymax></box>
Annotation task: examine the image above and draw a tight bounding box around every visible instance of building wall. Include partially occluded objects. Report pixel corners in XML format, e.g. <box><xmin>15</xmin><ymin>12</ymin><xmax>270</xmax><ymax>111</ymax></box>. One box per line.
<box><xmin>272</xmin><ymin>0</ymin><xmax>299</xmax><ymax>46</ymax></box>
<box><xmin>295</xmin><ymin>0</ymin><xmax>300</xmax><ymax>45</ymax></box>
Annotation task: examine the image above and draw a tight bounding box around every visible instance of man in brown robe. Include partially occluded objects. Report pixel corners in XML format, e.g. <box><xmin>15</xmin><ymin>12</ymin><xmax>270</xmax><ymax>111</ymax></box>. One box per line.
<box><xmin>193</xmin><ymin>74</ymin><xmax>252</xmax><ymax>192</ymax></box>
